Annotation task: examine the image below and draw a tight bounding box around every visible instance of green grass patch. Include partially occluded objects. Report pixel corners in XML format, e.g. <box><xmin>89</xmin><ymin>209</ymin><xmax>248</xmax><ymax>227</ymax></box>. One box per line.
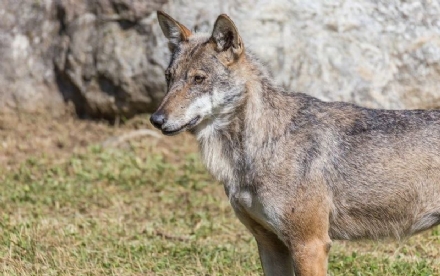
<box><xmin>0</xmin><ymin>145</ymin><xmax>439</xmax><ymax>275</ymax></box>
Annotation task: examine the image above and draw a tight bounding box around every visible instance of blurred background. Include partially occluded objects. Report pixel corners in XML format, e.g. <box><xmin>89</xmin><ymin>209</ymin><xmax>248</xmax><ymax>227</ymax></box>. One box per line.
<box><xmin>1</xmin><ymin>1</ymin><xmax>440</xmax><ymax>275</ymax></box>
<box><xmin>1</xmin><ymin>0</ymin><xmax>440</xmax><ymax>120</ymax></box>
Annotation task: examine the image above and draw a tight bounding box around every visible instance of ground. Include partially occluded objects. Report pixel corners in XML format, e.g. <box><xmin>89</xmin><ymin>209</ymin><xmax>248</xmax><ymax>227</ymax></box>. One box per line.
<box><xmin>0</xmin><ymin>114</ymin><xmax>439</xmax><ymax>275</ymax></box>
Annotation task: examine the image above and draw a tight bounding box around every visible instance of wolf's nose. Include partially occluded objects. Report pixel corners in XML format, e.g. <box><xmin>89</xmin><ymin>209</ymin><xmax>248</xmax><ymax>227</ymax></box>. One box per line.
<box><xmin>150</xmin><ymin>111</ymin><xmax>167</xmax><ymax>129</ymax></box>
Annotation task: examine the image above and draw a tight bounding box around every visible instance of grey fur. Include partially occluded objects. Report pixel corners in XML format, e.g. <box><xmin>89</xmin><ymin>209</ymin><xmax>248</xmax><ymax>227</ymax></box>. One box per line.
<box><xmin>152</xmin><ymin>11</ymin><xmax>440</xmax><ymax>276</ymax></box>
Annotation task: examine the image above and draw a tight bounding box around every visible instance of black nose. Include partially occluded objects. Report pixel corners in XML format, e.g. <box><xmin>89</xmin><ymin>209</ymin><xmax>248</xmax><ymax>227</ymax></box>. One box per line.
<box><xmin>150</xmin><ymin>111</ymin><xmax>167</xmax><ymax>129</ymax></box>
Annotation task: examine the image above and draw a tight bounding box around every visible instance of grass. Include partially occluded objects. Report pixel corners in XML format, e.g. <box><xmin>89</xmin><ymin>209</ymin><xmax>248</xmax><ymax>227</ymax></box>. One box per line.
<box><xmin>0</xmin><ymin>116</ymin><xmax>439</xmax><ymax>275</ymax></box>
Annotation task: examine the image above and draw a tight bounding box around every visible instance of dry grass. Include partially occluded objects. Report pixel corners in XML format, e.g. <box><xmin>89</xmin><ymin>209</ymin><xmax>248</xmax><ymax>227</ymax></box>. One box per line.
<box><xmin>0</xmin><ymin>114</ymin><xmax>439</xmax><ymax>275</ymax></box>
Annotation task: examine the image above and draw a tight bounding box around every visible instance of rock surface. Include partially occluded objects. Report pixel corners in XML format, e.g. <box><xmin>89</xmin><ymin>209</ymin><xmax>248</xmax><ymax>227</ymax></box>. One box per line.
<box><xmin>1</xmin><ymin>0</ymin><xmax>440</xmax><ymax>118</ymax></box>
<box><xmin>0</xmin><ymin>0</ymin><xmax>63</xmax><ymax>114</ymax></box>
<box><xmin>54</xmin><ymin>0</ymin><xmax>167</xmax><ymax>118</ymax></box>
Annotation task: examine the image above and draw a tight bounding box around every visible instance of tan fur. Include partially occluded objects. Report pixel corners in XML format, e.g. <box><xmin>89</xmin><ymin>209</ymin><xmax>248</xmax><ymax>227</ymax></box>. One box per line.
<box><xmin>151</xmin><ymin>11</ymin><xmax>440</xmax><ymax>276</ymax></box>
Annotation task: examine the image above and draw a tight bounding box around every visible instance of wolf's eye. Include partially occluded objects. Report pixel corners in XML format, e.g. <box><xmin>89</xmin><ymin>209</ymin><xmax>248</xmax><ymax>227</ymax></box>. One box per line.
<box><xmin>194</xmin><ymin>75</ymin><xmax>205</xmax><ymax>84</ymax></box>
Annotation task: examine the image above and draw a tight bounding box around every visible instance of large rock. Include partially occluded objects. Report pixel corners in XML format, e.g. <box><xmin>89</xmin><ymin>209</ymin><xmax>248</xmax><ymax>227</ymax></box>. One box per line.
<box><xmin>54</xmin><ymin>0</ymin><xmax>167</xmax><ymax>118</ymax></box>
<box><xmin>1</xmin><ymin>0</ymin><xmax>440</xmax><ymax>118</ymax></box>
<box><xmin>0</xmin><ymin>0</ymin><xmax>168</xmax><ymax>118</ymax></box>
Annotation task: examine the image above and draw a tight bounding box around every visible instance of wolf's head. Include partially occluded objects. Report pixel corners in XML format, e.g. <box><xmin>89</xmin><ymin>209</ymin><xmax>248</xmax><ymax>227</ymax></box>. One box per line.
<box><xmin>150</xmin><ymin>11</ymin><xmax>247</xmax><ymax>136</ymax></box>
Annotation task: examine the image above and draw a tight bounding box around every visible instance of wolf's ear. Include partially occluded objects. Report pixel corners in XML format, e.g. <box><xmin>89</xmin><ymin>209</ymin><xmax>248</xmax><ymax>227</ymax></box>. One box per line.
<box><xmin>211</xmin><ymin>14</ymin><xmax>244</xmax><ymax>61</ymax></box>
<box><xmin>157</xmin><ymin>11</ymin><xmax>192</xmax><ymax>52</ymax></box>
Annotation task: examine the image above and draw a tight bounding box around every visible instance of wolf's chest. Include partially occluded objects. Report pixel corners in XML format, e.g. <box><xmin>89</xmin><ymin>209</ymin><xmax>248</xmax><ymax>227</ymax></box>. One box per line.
<box><xmin>228</xmin><ymin>186</ymin><xmax>284</xmax><ymax>236</ymax></box>
<box><xmin>197</xmin><ymin>130</ymin><xmax>284</xmax><ymax>235</ymax></box>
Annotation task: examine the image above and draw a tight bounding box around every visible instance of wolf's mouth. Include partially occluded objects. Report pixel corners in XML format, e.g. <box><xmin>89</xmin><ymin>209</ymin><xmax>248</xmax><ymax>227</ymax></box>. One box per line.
<box><xmin>162</xmin><ymin>116</ymin><xmax>201</xmax><ymax>136</ymax></box>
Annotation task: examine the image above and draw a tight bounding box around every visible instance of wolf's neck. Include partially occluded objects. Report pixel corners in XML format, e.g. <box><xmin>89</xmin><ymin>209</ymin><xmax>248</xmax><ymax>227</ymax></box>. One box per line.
<box><xmin>194</xmin><ymin>55</ymin><xmax>294</xmax><ymax>188</ymax></box>
<box><xmin>239</xmin><ymin>54</ymin><xmax>294</xmax><ymax>147</ymax></box>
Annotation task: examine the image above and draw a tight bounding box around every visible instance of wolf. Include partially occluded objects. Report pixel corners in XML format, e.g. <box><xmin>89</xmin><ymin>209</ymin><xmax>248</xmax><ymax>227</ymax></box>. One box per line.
<box><xmin>150</xmin><ymin>11</ymin><xmax>440</xmax><ymax>276</ymax></box>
